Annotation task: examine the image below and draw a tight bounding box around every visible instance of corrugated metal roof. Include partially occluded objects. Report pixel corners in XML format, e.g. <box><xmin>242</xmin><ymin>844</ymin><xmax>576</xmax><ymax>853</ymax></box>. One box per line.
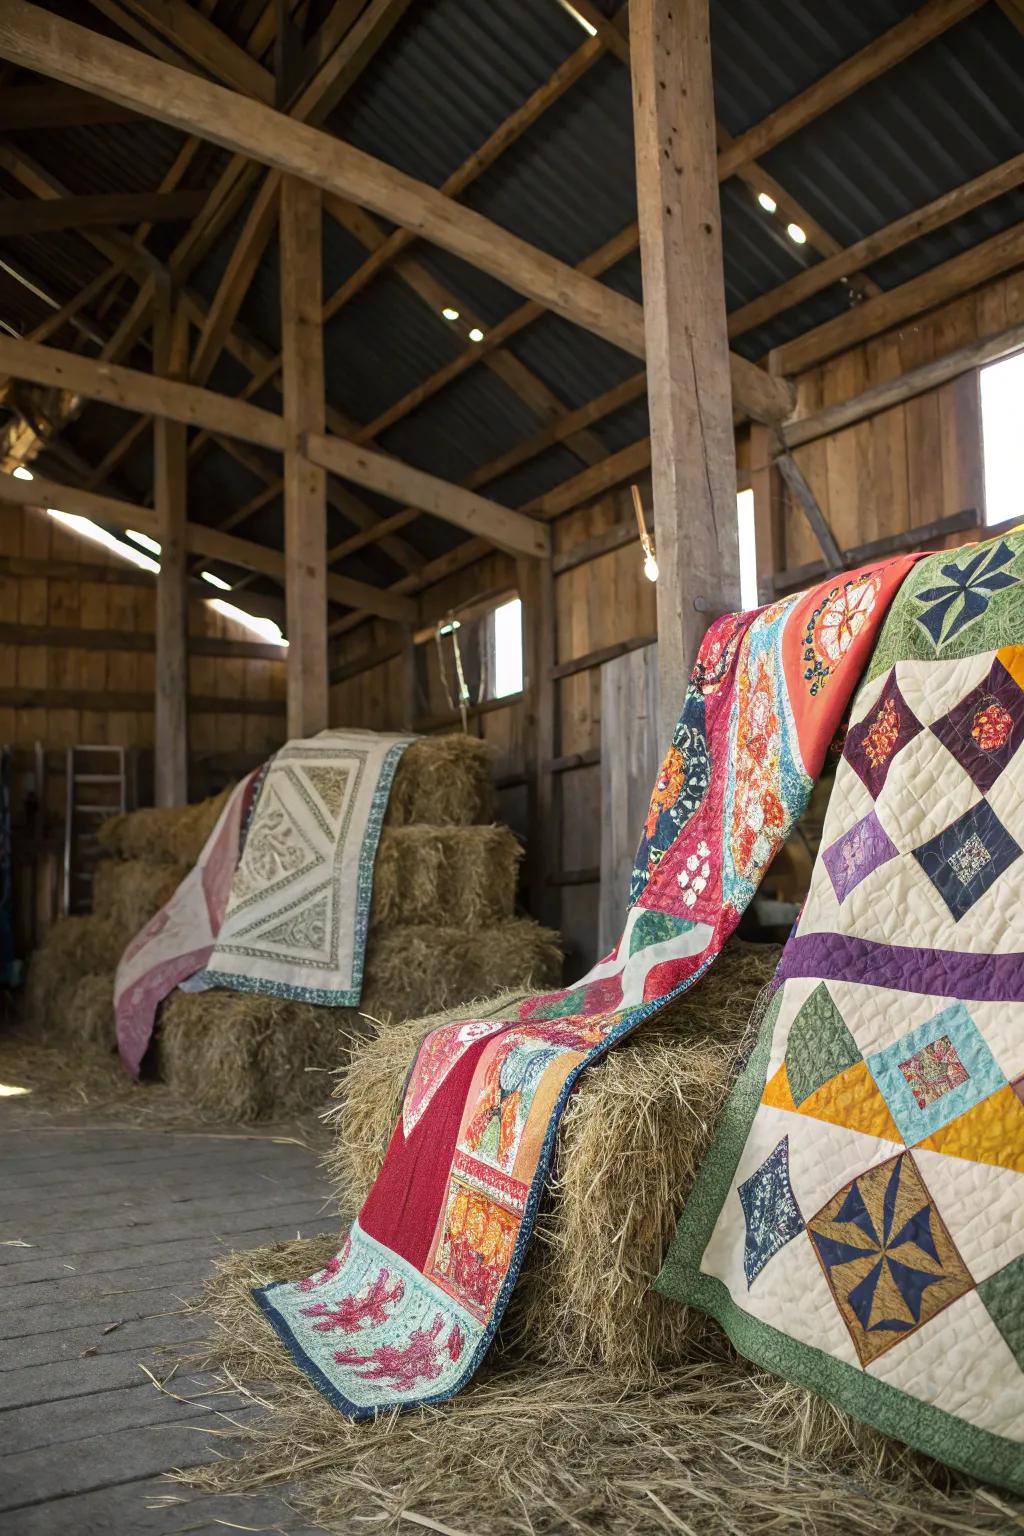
<box><xmin>3</xmin><ymin>0</ymin><xmax>1023</xmax><ymax>601</ymax></box>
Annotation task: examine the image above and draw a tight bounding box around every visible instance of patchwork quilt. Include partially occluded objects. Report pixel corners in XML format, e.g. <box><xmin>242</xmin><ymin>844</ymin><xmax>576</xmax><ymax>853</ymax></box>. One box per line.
<box><xmin>114</xmin><ymin>769</ymin><xmax>260</xmax><ymax>1076</ymax></box>
<box><xmin>255</xmin><ymin>554</ymin><xmax>917</xmax><ymax>1418</ymax></box>
<box><xmin>188</xmin><ymin>729</ymin><xmax>412</xmax><ymax>1006</ymax></box>
<box><xmin>657</xmin><ymin>532</ymin><xmax>1024</xmax><ymax>1493</ymax></box>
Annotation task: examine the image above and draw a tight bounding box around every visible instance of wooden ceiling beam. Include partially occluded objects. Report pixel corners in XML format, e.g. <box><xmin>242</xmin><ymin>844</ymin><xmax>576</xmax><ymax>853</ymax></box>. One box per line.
<box><xmin>325</xmin><ymin>197</ymin><xmax>608</xmax><ymax>467</ymax></box>
<box><xmin>189</xmin><ymin>170</ymin><xmax>280</xmax><ymax>386</ymax></box>
<box><xmin>305</xmin><ymin>432</ymin><xmax>550</xmax><ymax>560</ymax></box>
<box><xmin>731</xmin><ymin>152</ymin><xmax>1024</xmax><ymax>342</ymax></box>
<box><xmin>0</xmin><ymin>334</ymin><xmax>285</xmax><ymax>449</ymax></box>
<box><xmin>770</xmin><ymin>220</ymin><xmax>1024</xmax><ymax>375</ymax></box>
<box><xmin>718</xmin><ymin>0</ymin><xmax>987</xmax><ymax>180</ymax></box>
<box><xmin>0</xmin><ymin>189</ymin><xmax>207</xmax><ymax>238</ymax></box>
<box><xmin>0</xmin><ymin>336</ymin><xmax>548</xmax><ymax>565</ymax></box>
<box><xmin>0</xmin><ymin>468</ymin><xmax>417</xmax><ymax>623</ymax></box>
<box><xmin>0</xmin><ymin>3</ymin><xmax>649</xmax><ymax>362</ymax></box>
<box><xmin>318</xmin><ymin>20</ymin><xmax>617</xmax><ymax>325</ymax></box>
<box><xmin>90</xmin><ymin>0</ymin><xmax>276</xmax><ymax>100</ymax></box>
<box><xmin>0</xmin><ymin>82</ymin><xmax>138</xmax><ymax>130</ymax></box>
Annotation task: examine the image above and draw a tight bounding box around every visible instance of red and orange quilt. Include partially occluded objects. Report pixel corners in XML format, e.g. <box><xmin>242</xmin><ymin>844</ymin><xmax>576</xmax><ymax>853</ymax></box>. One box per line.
<box><xmin>255</xmin><ymin>554</ymin><xmax>917</xmax><ymax>1417</ymax></box>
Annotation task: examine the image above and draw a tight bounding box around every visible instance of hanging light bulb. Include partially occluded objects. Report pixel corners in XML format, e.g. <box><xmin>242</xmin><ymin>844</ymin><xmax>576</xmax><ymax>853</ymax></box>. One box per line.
<box><xmin>631</xmin><ymin>483</ymin><xmax>659</xmax><ymax>583</ymax></box>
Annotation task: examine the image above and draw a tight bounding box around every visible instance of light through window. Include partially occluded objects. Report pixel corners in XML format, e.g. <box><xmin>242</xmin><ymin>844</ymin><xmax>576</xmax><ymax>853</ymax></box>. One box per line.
<box><xmin>981</xmin><ymin>350</ymin><xmax>1024</xmax><ymax>526</ymax></box>
<box><xmin>490</xmin><ymin>597</ymin><xmax>523</xmax><ymax>699</ymax></box>
<box><xmin>736</xmin><ymin>488</ymin><xmax>759</xmax><ymax>610</ymax></box>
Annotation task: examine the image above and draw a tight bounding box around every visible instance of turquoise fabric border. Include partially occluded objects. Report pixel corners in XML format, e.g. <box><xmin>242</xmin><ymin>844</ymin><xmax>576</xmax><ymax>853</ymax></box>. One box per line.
<box><xmin>192</xmin><ymin>737</ymin><xmax>412</xmax><ymax>1007</ymax></box>
<box><xmin>654</xmin><ymin>1000</ymin><xmax>1024</xmax><ymax>1495</ymax></box>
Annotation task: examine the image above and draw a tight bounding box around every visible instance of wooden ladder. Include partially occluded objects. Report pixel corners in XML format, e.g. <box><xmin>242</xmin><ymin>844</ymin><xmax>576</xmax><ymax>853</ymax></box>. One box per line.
<box><xmin>63</xmin><ymin>745</ymin><xmax>128</xmax><ymax>916</ymax></box>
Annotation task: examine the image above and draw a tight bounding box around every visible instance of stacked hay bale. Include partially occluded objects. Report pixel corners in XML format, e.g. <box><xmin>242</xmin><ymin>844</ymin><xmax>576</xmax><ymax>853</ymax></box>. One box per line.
<box><xmin>155</xmin><ymin>736</ymin><xmax>562</xmax><ymax>1120</ymax></box>
<box><xmin>325</xmin><ymin>939</ymin><xmax>779</xmax><ymax>1377</ymax></box>
<box><xmin>22</xmin><ymin>787</ymin><xmax>230</xmax><ymax>1052</ymax></box>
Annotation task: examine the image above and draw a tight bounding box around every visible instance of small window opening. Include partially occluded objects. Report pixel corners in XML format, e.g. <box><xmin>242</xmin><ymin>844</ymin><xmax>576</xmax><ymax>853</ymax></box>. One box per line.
<box><xmin>980</xmin><ymin>350</ymin><xmax>1024</xmax><ymax>526</ymax></box>
<box><xmin>736</xmin><ymin>487</ymin><xmax>759</xmax><ymax>610</ymax></box>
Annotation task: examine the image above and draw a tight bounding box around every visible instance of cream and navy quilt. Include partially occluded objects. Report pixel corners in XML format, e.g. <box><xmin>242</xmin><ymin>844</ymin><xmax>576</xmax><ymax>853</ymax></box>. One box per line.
<box><xmin>658</xmin><ymin>532</ymin><xmax>1024</xmax><ymax>1492</ymax></box>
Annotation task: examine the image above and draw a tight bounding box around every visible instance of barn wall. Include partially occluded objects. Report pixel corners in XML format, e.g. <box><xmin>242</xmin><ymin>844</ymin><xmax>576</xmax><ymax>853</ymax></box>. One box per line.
<box><xmin>0</xmin><ymin>499</ymin><xmax>287</xmax><ymax>950</ymax></box>
<box><xmin>325</xmin><ymin>267</ymin><xmax>1022</xmax><ymax>974</ymax></box>
<box><xmin>775</xmin><ymin>267</ymin><xmax>1024</xmax><ymax>573</ymax></box>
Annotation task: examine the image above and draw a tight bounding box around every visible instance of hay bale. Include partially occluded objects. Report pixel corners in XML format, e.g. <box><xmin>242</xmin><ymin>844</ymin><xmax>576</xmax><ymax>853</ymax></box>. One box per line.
<box><xmin>67</xmin><ymin>973</ymin><xmax>116</xmax><ymax>1053</ymax></box>
<box><xmin>155</xmin><ymin>922</ymin><xmax>558</xmax><ymax>1123</ymax></box>
<box><xmin>180</xmin><ymin>1229</ymin><xmax>999</xmax><ymax>1536</ymax></box>
<box><xmin>370</xmin><ymin>824</ymin><xmax>521</xmax><ymax>929</ymax></box>
<box><xmin>22</xmin><ymin>914</ymin><xmax>129</xmax><ymax>1036</ymax></box>
<box><xmin>91</xmin><ymin>858</ymin><xmax>187</xmax><ymax>937</ymax></box>
<box><xmin>385</xmin><ymin>734</ymin><xmax>495</xmax><ymax>827</ymax></box>
<box><xmin>97</xmin><ymin>786</ymin><xmax>231</xmax><ymax>867</ymax></box>
<box><xmin>327</xmin><ymin>940</ymin><xmax>779</xmax><ymax>1378</ymax></box>
<box><xmin>361</xmin><ymin>918</ymin><xmax>561</xmax><ymax>1023</ymax></box>
<box><xmin>156</xmin><ymin>989</ymin><xmax>352</xmax><ymax>1122</ymax></box>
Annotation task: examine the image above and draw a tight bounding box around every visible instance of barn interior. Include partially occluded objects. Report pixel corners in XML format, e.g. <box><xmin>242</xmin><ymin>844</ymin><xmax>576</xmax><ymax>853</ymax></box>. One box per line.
<box><xmin>0</xmin><ymin>0</ymin><xmax>1023</xmax><ymax>1530</ymax></box>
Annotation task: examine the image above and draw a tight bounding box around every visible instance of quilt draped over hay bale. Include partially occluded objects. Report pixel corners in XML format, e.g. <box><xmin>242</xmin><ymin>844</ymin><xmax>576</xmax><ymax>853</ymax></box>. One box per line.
<box><xmin>157</xmin><ymin>918</ymin><xmax>561</xmax><ymax>1120</ymax></box>
<box><xmin>176</xmin><ymin>935</ymin><xmax>1011</xmax><ymax>1535</ymax></box>
<box><xmin>370</xmin><ymin>824</ymin><xmax>520</xmax><ymax>928</ymax></box>
<box><xmin>91</xmin><ymin>858</ymin><xmax>188</xmax><ymax>938</ymax></box>
<box><xmin>327</xmin><ymin>939</ymin><xmax>777</xmax><ymax>1377</ymax></box>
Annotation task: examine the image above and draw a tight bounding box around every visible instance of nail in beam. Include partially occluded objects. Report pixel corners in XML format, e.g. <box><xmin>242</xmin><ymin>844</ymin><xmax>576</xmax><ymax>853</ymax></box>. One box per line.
<box><xmin>630</xmin><ymin>0</ymin><xmax>740</xmax><ymax>748</ymax></box>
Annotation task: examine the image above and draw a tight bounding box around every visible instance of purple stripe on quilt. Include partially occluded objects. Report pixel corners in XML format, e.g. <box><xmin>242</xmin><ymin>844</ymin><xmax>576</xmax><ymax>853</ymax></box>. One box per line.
<box><xmin>777</xmin><ymin>933</ymin><xmax>1024</xmax><ymax>1002</ymax></box>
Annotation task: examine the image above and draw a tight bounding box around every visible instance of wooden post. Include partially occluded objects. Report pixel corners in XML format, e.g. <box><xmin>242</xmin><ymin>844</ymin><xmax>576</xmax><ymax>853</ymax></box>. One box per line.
<box><xmin>153</xmin><ymin>289</ymin><xmax>189</xmax><ymax>806</ymax></box>
<box><xmin>631</xmin><ymin>0</ymin><xmax>740</xmax><ymax>748</ymax></box>
<box><xmin>516</xmin><ymin>555</ymin><xmax>558</xmax><ymax>931</ymax></box>
<box><xmin>280</xmin><ymin>174</ymin><xmax>328</xmax><ymax>739</ymax></box>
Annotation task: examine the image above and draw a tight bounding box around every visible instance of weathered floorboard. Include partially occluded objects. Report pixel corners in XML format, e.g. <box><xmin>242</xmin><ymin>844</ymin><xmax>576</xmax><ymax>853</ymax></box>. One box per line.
<box><xmin>0</xmin><ymin>1125</ymin><xmax>334</xmax><ymax>1534</ymax></box>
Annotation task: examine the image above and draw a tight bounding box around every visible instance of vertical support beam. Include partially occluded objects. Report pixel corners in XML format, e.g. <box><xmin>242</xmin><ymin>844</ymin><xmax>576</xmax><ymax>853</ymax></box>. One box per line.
<box><xmin>400</xmin><ymin>625</ymin><xmax>417</xmax><ymax>731</ymax></box>
<box><xmin>631</xmin><ymin>0</ymin><xmax>740</xmax><ymax>748</ymax></box>
<box><xmin>280</xmin><ymin>174</ymin><xmax>328</xmax><ymax>739</ymax></box>
<box><xmin>153</xmin><ymin>288</ymin><xmax>189</xmax><ymax>806</ymax></box>
<box><xmin>517</xmin><ymin>555</ymin><xmax>558</xmax><ymax>933</ymax></box>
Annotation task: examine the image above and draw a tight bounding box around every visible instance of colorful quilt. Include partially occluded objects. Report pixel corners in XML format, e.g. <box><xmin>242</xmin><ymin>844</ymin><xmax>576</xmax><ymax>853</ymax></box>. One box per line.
<box><xmin>190</xmin><ymin>730</ymin><xmax>412</xmax><ymax>1006</ymax></box>
<box><xmin>114</xmin><ymin>769</ymin><xmax>260</xmax><ymax>1077</ymax></box>
<box><xmin>657</xmin><ymin>531</ymin><xmax>1024</xmax><ymax>1493</ymax></box>
<box><xmin>255</xmin><ymin>555</ymin><xmax>917</xmax><ymax>1417</ymax></box>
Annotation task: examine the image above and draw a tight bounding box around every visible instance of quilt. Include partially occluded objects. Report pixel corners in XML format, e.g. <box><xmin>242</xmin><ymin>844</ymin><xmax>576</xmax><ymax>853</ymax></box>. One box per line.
<box><xmin>190</xmin><ymin>730</ymin><xmax>412</xmax><ymax>1006</ymax></box>
<box><xmin>657</xmin><ymin>531</ymin><xmax>1024</xmax><ymax>1493</ymax></box>
<box><xmin>254</xmin><ymin>554</ymin><xmax>918</xmax><ymax>1417</ymax></box>
<box><xmin>114</xmin><ymin>769</ymin><xmax>261</xmax><ymax>1077</ymax></box>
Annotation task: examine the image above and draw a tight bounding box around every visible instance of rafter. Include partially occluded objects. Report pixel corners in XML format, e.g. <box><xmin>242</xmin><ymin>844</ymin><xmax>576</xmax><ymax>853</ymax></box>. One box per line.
<box><xmin>0</xmin><ymin>189</ymin><xmax>207</xmax><ymax>238</ymax></box>
<box><xmin>0</xmin><ymin>3</ymin><xmax>651</xmax><ymax>362</ymax></box>
<box><xmin>728</xmin><ymin>151</ymin><xmax>1024</xmax><ymax>340</ymax></box>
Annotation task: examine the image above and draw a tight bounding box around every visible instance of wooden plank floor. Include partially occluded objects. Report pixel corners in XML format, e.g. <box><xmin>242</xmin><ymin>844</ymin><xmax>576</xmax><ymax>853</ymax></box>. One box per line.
<box><xmin>0</xmin><ymin>1122</ymin><xmax>334</xmax><ymax>1535</ymax></box>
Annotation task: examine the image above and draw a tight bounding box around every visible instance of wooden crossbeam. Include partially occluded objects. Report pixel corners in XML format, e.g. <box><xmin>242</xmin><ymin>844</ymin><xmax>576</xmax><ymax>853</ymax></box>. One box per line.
<box><xmin>0</xmin><ymin>3</ymin><xmax>645</xmax><ymax>361</ymax></box>
<box><xmin>781</xmin><ymin>319</ymin><xmax>1024</xmax><ymax>449</ymax></box>
<box><xmin>305</xmin><ymin>433</ymin><xmax>551</xmax><ymax>560</ymax></box>
<box><xmin>0</xmin><ymin>469</ymin><xmax>417</xmax><ymax>624</ymax></box>
<box><xmin>771</xmin><ymin>222</ymin><xmax>1024</xmax><ymax>375</ymax></box>
<box><xmin>0</xmin><ymin>82</ymin><xmax>138</xmax><ymax>130</ymax></box>
<box><xmin>730</xmin><ymin>151</ymin><xmax>1024</xmax><ymax>340</ymax></box>
<box><xmin>0</xmin><ymin>189</ymin><xmax>207</xmax><ymax>238</ymax></box>
<box><xmin>0</xmin><ymin>335</ymin><xmax>286</xmax><ymax>450</ymax></box>
<box><xmin>717</xmin><ymin>0</ymin><xmax>987</xmax><ymax>180</ymax></box>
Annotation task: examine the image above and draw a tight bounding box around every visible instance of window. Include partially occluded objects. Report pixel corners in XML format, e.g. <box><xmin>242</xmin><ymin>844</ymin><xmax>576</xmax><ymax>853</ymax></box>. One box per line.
<box><xmin>736</xmin><ymin>488</ymin><xmax>759</xmax><ymax>610</ymax></box>
<box><xmin>980</xmin><ymin>350</ymin><xmax>1024</xmax><ymax>526</ymax></box>
<box><xmin>486</xmin><ymin>597</ymin><xmax>523</xmax><ymax>699</ymax></box>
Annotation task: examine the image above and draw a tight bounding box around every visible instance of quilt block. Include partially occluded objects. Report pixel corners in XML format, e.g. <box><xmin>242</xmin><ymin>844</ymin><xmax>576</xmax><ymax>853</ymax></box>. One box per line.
<box><xmin>658</xmin><ymin>535</ymin><xmax>1024</xmax><ymax>1492</ymax></box>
